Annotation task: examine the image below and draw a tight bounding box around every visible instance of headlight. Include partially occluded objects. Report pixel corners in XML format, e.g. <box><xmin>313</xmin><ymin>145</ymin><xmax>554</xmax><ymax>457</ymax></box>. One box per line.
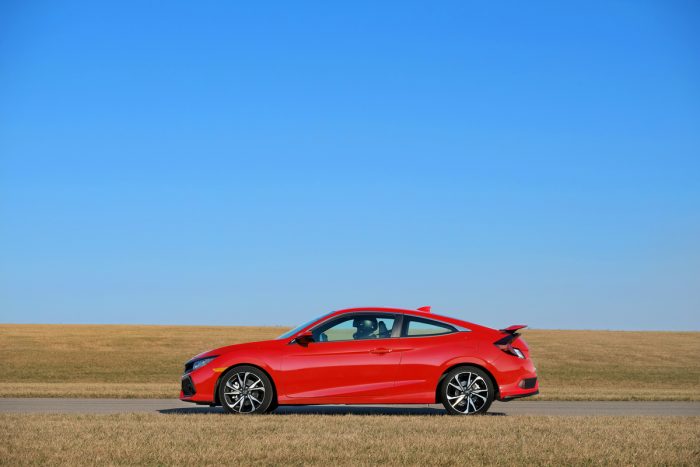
<box><xmin>188</xmin><ymin>356</ymin><xmax>217</xmax><ymax>373</ymax></box>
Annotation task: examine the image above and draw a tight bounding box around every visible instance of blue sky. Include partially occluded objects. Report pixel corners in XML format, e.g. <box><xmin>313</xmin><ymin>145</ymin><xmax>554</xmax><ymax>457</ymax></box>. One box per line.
<box><xmin>1</xmin><ymin>1</ymin><xmax>698</xmax><ymax>330</ymax></box>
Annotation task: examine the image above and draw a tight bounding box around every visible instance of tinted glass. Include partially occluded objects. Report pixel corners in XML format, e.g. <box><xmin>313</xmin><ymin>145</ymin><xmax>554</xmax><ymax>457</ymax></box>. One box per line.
<box><xmin>404</xmin><ymin>317</ymin><xmax>455</xmax><ymax>336</ymax></box>
<box><xmin>313</xmin><ymin>314</ymin><xmax>396</xmax><ymax>342</ymax></box>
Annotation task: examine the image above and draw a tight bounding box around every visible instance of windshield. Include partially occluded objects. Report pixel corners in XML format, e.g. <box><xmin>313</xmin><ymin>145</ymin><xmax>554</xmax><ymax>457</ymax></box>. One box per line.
<box><xmin>276</xmin><ymin>312</ymin><xmax>333</xmax><ymax>339</ymax></box>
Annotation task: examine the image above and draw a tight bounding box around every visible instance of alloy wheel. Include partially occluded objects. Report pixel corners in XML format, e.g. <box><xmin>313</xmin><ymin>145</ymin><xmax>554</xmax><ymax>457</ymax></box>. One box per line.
<box><xmin>222</xmin><ymin>371</ymin><xmax>267</xmax><ymax>413</ymax></box>
<box><xmin>445</xmin><ymin>371</ymin><xmax>489</xmax><ymax>414</ymax></box>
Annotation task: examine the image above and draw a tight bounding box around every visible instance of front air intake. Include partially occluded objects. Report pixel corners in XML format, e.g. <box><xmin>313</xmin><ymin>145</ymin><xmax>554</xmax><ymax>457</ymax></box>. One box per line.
<box><xmin>181</xmin><ymin>376</ymin><xmax>196</xmax><ymax>396</ymax></box>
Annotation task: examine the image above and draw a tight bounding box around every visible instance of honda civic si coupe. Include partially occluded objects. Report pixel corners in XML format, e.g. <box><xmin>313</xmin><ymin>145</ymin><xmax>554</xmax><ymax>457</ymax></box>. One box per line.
<box><xmin>180</xmin><ymin>306</ymin><xmax>538</xmax><ymax>415</ymax></box>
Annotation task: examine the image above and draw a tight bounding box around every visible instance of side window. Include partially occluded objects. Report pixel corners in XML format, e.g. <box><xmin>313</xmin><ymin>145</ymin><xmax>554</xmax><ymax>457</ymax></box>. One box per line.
<box><xmin>313</xmin><ymin>314</ymin><xmax>396</xmax><ymax>342</ymax></box>
<box><xmin>404</xmin><ymin>317</ymin><xmax>455</xmax><ymax>337</ymax></box>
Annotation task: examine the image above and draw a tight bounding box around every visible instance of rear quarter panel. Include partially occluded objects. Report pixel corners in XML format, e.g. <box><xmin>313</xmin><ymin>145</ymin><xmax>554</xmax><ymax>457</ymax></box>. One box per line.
<box><xmin>393</xmin><ymin>331</ymin><xmax>502</xmax><ymax>403</ymax></box>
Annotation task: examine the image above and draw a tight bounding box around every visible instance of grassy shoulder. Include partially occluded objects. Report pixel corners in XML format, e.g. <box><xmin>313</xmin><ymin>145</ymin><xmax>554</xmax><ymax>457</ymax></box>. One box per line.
<box><xmin>1</xmin><ymin>413</ymin><xmax>698</xmax><ymax>465</ymax></box>
<box><xmin>0</xmin><ymin>324</ymin><xmax>698</xmax><ymax>400</ymax></box>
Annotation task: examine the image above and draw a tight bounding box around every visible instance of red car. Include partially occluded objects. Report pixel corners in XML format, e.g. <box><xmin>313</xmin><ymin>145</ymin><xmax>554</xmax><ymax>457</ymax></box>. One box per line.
<box><xmin>180</xmin><ymin>306</ymin><xmax>538</xmax><ymax>415</ymax></box>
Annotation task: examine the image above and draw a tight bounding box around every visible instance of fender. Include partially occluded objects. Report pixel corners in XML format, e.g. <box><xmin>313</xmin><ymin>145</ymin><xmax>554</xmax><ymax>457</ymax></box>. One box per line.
<box><xmin>213</xmin><ymin>352</ymin><xmax>281</xmax><ymax>380</ymax></box>
<box><xmin>439</xmin><ymin>355</ymin><xmax>501</xmax><ymax>386</ymax></box>
<box><xmin>210</xmin><ymin>354</ymin><xmax>282</xmax><ymax>405</ymax></box>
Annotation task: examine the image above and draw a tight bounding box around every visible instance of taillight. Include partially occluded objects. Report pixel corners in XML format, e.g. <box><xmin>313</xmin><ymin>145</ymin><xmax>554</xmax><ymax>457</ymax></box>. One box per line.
<box><xmin>494</xmin><ymin>334</ymin><xmax>526</xmax><ymax>359</ymax></box>
<box><xmin>496</xmin><ymin>342</ymin><xmax>526</xmax><ymax>359</ymax></box>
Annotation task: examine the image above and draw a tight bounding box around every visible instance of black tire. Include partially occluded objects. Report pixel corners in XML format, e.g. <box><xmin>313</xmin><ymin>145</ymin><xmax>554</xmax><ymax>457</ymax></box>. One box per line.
<box><xmin>440</xmin><ymin>366</ymin><xmax>494</xmax><ymax>415</ymax></box>
<box><xmin>218</xmin><ymin>365</ymin><xmax>275</xmax><ymax>414</ymax></box>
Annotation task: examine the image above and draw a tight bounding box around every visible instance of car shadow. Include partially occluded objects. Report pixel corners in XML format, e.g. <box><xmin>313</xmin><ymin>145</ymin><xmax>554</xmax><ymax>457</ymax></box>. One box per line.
<box><xmin>159</xmin><ymin>406</ymin><xmax>225</xmax><ymax>415</ymax></box>
<box><xmin>158</xmin><ymin>405</ymin><xmax>506</xmax><ymax>416</ymax></box>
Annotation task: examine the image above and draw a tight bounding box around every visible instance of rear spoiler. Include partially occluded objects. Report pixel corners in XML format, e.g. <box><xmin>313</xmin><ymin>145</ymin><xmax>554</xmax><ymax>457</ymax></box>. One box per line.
<box><xmin>500</xmin><ymin>324</ymin><xmax>527</xmax><ymax>334</ymax></box>
<box><xmin>495</xmin><ymin>324</ymin><xmax>527</xmax><ymax>345</ymax></box>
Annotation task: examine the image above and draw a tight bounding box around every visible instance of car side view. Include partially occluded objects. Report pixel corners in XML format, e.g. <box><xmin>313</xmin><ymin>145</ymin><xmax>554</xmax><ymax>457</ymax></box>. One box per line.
<box><xmin>180</xmin><ymin>306</ymin><xmax>538</xmax><ymax>415</ymax></box>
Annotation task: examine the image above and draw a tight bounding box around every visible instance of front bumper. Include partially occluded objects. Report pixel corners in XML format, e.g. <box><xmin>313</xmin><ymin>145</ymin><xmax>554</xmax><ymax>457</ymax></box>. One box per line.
<box><xmin>179</xmin><ymin>367</ymin><xmax>219</xmax><ymax>403</ymax></box>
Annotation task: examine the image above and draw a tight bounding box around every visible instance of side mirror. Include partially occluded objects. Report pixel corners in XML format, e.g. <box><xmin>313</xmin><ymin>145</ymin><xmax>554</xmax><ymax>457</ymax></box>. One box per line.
<box><xmin>293</xmin><ymin>332</ymin><xmax>315</xmax><ymax>346</ymax></box>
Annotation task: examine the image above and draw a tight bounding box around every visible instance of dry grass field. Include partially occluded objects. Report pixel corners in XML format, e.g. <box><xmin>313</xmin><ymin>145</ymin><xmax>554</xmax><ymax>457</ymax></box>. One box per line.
<box><xmin>0</xmin><ymin>324</ymin><xmax>698</xmax><ymax>400</ymax></box>
<box><xmin>0</xmin><ymin>413</ymin><xmax>698</xmax><ymax>465</ymax></box>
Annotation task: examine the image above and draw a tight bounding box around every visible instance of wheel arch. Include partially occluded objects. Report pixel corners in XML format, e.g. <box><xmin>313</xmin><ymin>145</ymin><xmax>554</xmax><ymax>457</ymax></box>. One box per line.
<box><xmin>214</xmin><ymin>363</ymin><xmax>279</xmax><ymax>406</ymax></box>
<box><xmin>434</xmin><ymin>362</ymin><xmax>499</xmax><ymax>403</ymax></box>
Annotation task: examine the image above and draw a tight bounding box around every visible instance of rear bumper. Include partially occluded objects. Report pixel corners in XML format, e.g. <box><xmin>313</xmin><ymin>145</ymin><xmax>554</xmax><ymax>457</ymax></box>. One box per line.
<box><xmin>492</xmin><ymin>352</ymin><xmax>539</xmax><ymax>401</ymax></box>
<box><xmin>497</xmin><ymin>375</ymin><xmax>539</xmax><ymax>401</ymax></box>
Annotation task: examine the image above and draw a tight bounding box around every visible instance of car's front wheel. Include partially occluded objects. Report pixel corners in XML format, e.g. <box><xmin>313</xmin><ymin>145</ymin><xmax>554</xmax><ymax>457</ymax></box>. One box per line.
<box><xmin>440</xmin><ymin>366</ymin><xmax>494</xmax><ymax>415</ymax></box>
<box><xmin>218</xmin><ymin>365</ymin><xmax>275</xmax><ymax>414</ymax></box>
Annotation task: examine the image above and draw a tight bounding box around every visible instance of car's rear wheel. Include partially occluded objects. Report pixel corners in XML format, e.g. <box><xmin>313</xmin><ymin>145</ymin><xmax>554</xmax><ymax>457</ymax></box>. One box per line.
<box><xmin>219</xmin><ymin>366</ymin><xmax>274</xmax><ymax>414</ymax></box>
<box><xmin>440</xmin><ymin>366</ymin><xmax>494</xmax><ymax>415</ymax></box>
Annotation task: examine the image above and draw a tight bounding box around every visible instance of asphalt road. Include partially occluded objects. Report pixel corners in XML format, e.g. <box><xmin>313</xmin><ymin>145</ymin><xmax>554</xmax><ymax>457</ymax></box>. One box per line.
<box><xmin>1</xmin><ymin>399</ymin><xmax>698</xmax><ymax>416</ymax></box>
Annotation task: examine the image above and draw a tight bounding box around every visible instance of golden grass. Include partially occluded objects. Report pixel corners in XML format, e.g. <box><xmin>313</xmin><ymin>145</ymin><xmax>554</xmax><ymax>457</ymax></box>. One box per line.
<box><xmin>0</xmin><ymin>413</ymin><xmax>698</xmax><ymax>466</ymax></box>
<box><xmin>0</xmin><ymin>324</ymin><xmax>284</xmax><ymax>399</ymax></box>
<box><xmin>525</xmin><ymin>329</ymin><xmax>700</xmax><ymax>400</ymax></box>
<box><xmin>0</xmin><ymin>324</ymin><xmax>698</xmax><ymax>400</ymax></box>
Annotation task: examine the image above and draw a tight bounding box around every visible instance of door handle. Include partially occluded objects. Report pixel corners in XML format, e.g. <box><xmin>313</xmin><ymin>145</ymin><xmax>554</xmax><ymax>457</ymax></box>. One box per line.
<box><xmin>370</xmin><ymin>348</ymin><xmax>393</xmax><ymax>354</ymax></box>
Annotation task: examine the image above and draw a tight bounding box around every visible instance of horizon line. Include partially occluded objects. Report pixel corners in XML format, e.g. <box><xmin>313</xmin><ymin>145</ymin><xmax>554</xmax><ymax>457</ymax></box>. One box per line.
<box><xmin>1</xmin><ymin>322</ymin><xmax>697</xmax><ymax>332</ymax></box>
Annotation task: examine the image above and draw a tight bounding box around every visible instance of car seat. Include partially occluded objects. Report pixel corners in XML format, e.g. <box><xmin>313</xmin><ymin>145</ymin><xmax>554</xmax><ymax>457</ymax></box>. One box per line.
<box><xmin>377</xmin><ymin>321</ymin><xmax>391</xmax><ymax>338</ymax></box>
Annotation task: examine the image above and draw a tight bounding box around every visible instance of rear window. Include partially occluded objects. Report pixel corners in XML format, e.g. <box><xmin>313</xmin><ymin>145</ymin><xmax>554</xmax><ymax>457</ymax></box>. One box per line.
<box><xmin>403</xmin><ymin>317</ymin><xmax>455</xmax><ymax>337</ymax></box>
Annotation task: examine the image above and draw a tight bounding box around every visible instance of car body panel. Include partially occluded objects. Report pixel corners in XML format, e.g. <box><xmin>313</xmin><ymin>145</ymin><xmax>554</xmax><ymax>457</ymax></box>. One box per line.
<box><xmin>180</xmin><ymin>307</ymin><xmax>539</xmax><ymax>405</ymax></box>
<box><xmin>278</xmin><ymin>337</ymin><xmax>403</xmax><ymax>401</ymax></box>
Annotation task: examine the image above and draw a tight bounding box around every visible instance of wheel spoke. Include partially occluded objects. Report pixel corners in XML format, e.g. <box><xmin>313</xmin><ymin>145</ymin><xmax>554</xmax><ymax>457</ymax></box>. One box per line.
<box><xmin>231</xmin><ymin>396</ymin><xmax>244</xmax><ymax>412</ymax></box>
<box><xmin>239</xmin><ymin>397</ymin><xmax>249</xmax><ymax>412</ymax></box>
<box><xmin>248</xmin><ymin>379</ymin><xmax>262</xmax><ymax>389</ymax></box>
<box><xmin>471</xmin><ymin>393</ymin><xmax>487</xmax><ymax>402</ymax></box>
<box><xmin>449</xmin><ymin>394</ymin><xmax>465</xmax><ymax>408</ymax></box>
<box><xmin>448</xmin><ymin>382</ymin><xmax>462</xmax><ymax>391</ymax></box>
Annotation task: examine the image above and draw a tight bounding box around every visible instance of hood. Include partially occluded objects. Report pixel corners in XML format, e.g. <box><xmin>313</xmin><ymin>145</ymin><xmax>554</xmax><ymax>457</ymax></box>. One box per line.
<box><xmin>187</xmin><ymin>339</ymin><xmax>279</xmax><ymax>362</ymax></box>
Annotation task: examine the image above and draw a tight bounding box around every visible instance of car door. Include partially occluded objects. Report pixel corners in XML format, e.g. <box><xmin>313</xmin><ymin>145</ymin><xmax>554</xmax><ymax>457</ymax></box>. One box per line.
<box><xmin>279</xmin><ymin>313</ymin><xmax>402</xmax><ymax>402</ymax></box>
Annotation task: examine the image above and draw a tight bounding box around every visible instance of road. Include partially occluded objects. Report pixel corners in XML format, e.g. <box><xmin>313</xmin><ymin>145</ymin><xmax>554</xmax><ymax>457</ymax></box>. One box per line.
<box><xmin>1</xmin><ymin>399</ymin><xmax>698</xmax><ymax>416</ymax></box>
